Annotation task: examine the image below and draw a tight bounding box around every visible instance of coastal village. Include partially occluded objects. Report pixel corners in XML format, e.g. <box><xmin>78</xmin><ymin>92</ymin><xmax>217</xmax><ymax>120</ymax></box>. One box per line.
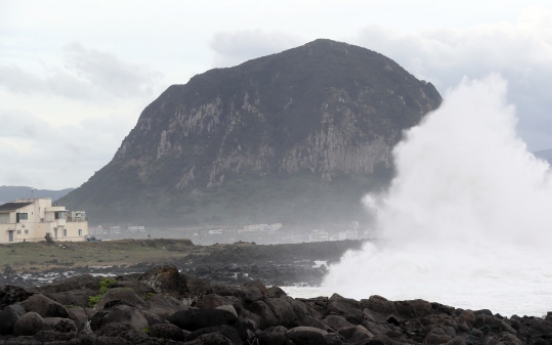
<box><xmin>0</xmin><ymin>197</ymin><xmax>373</xmax><ymax>246</ymax></box>
<box><xmin>88</xmin><ymin>220</ymin><xmax>375</xmax><ymax>245</ymax></box>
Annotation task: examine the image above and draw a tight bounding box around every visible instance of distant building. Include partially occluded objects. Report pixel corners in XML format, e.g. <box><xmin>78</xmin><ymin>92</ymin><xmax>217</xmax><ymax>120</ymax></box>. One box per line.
<box><xmin>0</xmin><ymin>198</ymin><xmax>88</xmax><ymax>244</ymax></box>
<box><xmin>128</xmin><ymin>226</ymin><xmax>146</xmax><ymax>233</ymax></box>
<box><xmin>241</xmin><ymin>223</ymin><xmax>282</xmax><ymax>233</ymax></box>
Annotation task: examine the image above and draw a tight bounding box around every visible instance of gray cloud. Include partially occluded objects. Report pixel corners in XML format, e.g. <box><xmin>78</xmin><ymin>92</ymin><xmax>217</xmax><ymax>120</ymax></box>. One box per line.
<box><xmin>0</xmin><ymin>108</ymin><xmax>133</xmax><ymax>189</ymax></box>
<box><xmin>63</xmin><ymin>43</ymin><xmax>161</xmax><ymax>98</ymax></box>
<box><xmin>0</xmin><ymin>65</ymin><xmax>49</xmax><ymax>94</ymax></box>
<box><xmin>0</xmin><ymin>43</ymin><xmax>161</xmax><ymax>101</ymax></box>
<box><xmin>210</xmin><ymin>30</ymin><xmax>303</xmax><ymax>67</ymax></box>
<box><xmin>351</xmin><ymin>13</ymin><xmax>552</xmax><ymax>150</ymax></box>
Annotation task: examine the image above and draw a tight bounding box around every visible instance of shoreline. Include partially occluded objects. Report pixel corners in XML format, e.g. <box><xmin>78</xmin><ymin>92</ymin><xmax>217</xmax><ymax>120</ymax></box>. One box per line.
<box><xmin>0</xmin><ymin>265</ymin><xmax>550</xmax><ymax>345</ymax></box>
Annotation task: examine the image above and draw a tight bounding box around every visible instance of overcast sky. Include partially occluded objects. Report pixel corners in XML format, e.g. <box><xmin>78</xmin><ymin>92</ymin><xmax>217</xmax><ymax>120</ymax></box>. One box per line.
<box><xmin>2</xmin><ymin>0</ymin><xmax>552</xmax><ymax>189</ymax></box>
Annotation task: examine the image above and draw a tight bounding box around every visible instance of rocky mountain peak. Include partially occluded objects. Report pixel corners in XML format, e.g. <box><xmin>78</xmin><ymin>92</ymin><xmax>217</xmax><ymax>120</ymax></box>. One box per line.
<box><xmin>61</xmin><ymin>39</ymin><xmax>441</xmax><ymax>226</ymax></box>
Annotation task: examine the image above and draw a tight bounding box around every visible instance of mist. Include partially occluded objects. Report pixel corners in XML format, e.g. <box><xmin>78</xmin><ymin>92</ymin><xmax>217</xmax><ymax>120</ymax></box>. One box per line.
<box><xmin>323</xmin><ymin>75</ymin><xmax>552</xmax><ymax>316</ymax></box>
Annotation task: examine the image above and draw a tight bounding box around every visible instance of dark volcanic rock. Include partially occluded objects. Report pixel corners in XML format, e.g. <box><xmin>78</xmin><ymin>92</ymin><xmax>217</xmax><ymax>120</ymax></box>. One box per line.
<box><xmin>90</xmin><ymin>303</ymin><xmax>150</xmax><ymax>333</ymax></box>
<box><xmin>0</xmin><ymin>304</ymin><xmax>25</xmax><ymax>335</ymax></box>
<box><xmin>0</xmin><ymin>285</ymin><xmax>34</xmax><ymax>309</ymax></box>
<box><xmin>287</xmin><ymin>326</ymin><xmax>329</xmax><ymax>345</ymax></box>
<box><xmin>13</xmin><ymin>312</ymin><xmax>49</xmax><ymax>336</ymax></box>
<box><xmin>150</xmin><ymin>322</ymin><xmax>186</xmax><ymax>341</ymax></box>
<box><xmin>18</xmin><ymin>293</ymin><xmax>70</xmax><ymax>318</ymax></box>
<box><xmin>170</xmin><ymin>308</ymin><xmax>238</xmax><ymax>331</ymax></box>
<box><xmin>139</xmin><ymin>265</ymin><xmax>183</xmax><ymax>296</ymax></box>
<box><xmin>187</xmin><ymin>325</ymin><xmax>242</xmax><ymax>344</ymax></box>
<box><xmin>0</xmin><ymin>266</ymin><xmax>550</xmax><ymax>345</ymax></box>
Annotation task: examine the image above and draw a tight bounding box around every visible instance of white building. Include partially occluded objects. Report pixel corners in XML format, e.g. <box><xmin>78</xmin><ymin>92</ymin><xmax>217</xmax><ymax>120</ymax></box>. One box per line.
<box><xmin>0</xmin><ymin>198</ymin><xmax>88</xmax><ymax>244</ymax></box>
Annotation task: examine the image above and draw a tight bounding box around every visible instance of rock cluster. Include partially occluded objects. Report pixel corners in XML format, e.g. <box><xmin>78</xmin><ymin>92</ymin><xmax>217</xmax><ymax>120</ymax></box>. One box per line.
<box><xmin>0</xmin><ymin>265</ymin><xmax>551</xmax><ymax>345</ymax></box>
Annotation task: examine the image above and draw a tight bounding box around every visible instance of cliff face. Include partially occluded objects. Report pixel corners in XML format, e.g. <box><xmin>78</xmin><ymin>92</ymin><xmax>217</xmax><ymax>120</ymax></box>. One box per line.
<box><xmin>61</xmin><ymin>39</ymin><xmax>441</xmax><ymax>225</ymax></box>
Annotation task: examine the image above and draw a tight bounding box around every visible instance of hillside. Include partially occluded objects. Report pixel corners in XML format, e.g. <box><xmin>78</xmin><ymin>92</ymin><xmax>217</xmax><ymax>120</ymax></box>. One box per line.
<box><xmin>60</xmin><ymin>39</ymin><xmax>441</xmax><ymax>226</ymax></box>
<box><xmin>0</xmin><ymin>186</ymin><xmax>74</xmax><ymax>204</ymax></box>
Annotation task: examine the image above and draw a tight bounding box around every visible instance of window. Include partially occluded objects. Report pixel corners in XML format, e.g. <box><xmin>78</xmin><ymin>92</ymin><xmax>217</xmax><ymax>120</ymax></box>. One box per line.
<box><xmin>63</xmin><ymin>229</ymin><xmax>67</xmax><ymax>237</ymax></box>
<box><xmin>24</xmin><ymin>230</ymin><xmax>28</xmax><ymax>235</ymax></box>
<box><xmin>78</xmin><ymin>229</ymin><xmax>82</xmax><ymax>236</ymax></box>
<box><xmin>16</xmin><ymin>213</ymin><xmax>28</xmax><ymax>223</ymax></box>
<box><xmin>55</xmin><ymin>212</ymin><xmax>65</xmax><ymax>220</ymax></box>
<box><xmin>16</xmin><ymin>230</ymin><xmax>21</xmax><ymax>234</ymax></box>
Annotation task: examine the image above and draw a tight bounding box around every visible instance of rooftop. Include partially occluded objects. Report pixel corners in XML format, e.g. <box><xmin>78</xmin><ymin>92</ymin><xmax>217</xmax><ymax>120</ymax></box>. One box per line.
<box><xmin>0</xmin><ymin>202</ymin><xmax>32</xmax><ymax>212</ymax></box>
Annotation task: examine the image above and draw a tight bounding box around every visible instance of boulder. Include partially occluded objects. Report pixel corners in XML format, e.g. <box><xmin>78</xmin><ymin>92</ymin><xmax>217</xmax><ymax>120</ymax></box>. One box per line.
<box><xmin>181</xmin><ymin>273</ymin><xmax>211</xmax><ymax>296</ymax></box>
<box><xmin>338</xmin><ymin>324</ymin><xmax>374</xmax><ymax>343</ymax></box>
<box><xmin>496</xmin><ymin>332</ymin><xmax>523</xmax><ymax>345</ymax></box>
<box><xmin>0</xmin><ymin>304</ymin><xmax>25</xmax><ymax>335</ymax></box>
<box><xmin>95</xmin><ymin>321</ymin><xmax>147</xmax><ymax>342</ymax></box>
<box><xmin>211</xmin><ymin>284</ymin><xmax>265</xmax><ymax>303</ymax></box>
<box><xmin>34</xmin><ymin>330</ymin><xmax>76</xmax><ymax>342</ymax></box>
<box><xmin>216</xmin><ymin>304</ymin><xmax>238</xmax><ymax>318</ymax></box>
<box><xmin>139</xmin><ymin>265</ymin><xmax>183</xmax><ymax>296</ymax></box>
<box><xmin>146</xmin><ymin>293</ymin><xmax>189</xmax><ymax>320</ymax></box>
<box><xmin>360</xmin><ymin>295</ymin><xmax>396</xmax><ymax>316</ymax></box>
<box><xmin>95</xmin><ymin>287</ymin><xmax>148</xmax><ymax>309</ymax></box>
<box><xmin>90</xmin><ymin>303</ymin><xmax>149</xmax><ymax>333</ymax></box>
<box><xmin>265</xmin><ymin>325</ymin><xmax>288</xmax><ymax>334</ymax></box>
<box><xmin>184</xmin><ymin>332</ymin><xmax>235</xmax><ymax>345</ymax></box>
<box><xmin>18</xmin><ymin>293</ymin><xmax>70</xmax><ymax>318</ymax></box>
<box><xmin>286</xmin><ymin>326</ymin><xmax>328</xmax><ymax>345</ymax></box>
<box><xmin>300</xmin><ymin>297</ymin><xmax>330</xmax><ymax>320</ymax></box>
<box><xmin>66</xmin><ymin>307</ymin><xmax>89</xmax><ymax>330</ymax></box>
<box><xmin>247</xmin><ymin>300</ymin><xmax>279</xmax><ymax>329</ymax></box>
<box><xmin>328</xmin><ymin>294</ymin><xmax>365</xmax><ymax>324</ymax></box>
<box><xmin>256</xmin><ymin>331</ymin><xmax>288</xmax><ymax>345</ymax></box>
<box><xmin>425</xmin><ymin>327</ymin><xmax>453</xmax><ymax>345</ymax></box>
<box><xmin>300</xmin><ymin>314</ymin><xmax>331</xmax><ymax>331</ymax></box>
<box><xmin>0</xmin><ymin>285</ymin><xmax>34</xmax><ymax>309</ymax></box>
<box><xmin>323</xmin><ymin>314</ymin><xmax>354</xmax><ymax>331</ymax></box>
<box><xmin>150</xmin><ymin>322</ymin><xmax>186</xmax><ymax>341</ymax></box>
<box><xmin>325</xmin><ymin>333</ymin><xmax>344</xmax><ymax>345</ymax></box>
<box><xmin>13</xmin><ymin>311</ymin><xmax>49</xmax><ymax>336</ymax></box>
<box><xmin>44</xmin><ymin>317</ymin><xmax>78</xmax><ymax>334</ymax></box>
<box><xmin>49</xmin><ymin>289</ymin><xmax>98</xmax><ymax>308</ymax></box>
<box><xmin>170</xmin><ymin>308</ymin><xmax>238</xmax><ymax>331</ymax></box>
<box><xmin>267</xmin><ymin>286</ymin><xmax>287</xmax><ymax>298</ymax></box>
<box><xmin>195</xmin><ymin>294</ymin><xmax>242</xmax><ymax>311</ymax></box>
<box><xmin>235</xmin><ymin>317</ymin><xmax>258</xmax><ymax>340</ymax></box>
<box><xmin>187</xmin><ymin>325</ymin><xmax>242</xmax><ymax>345</ymax></box>
<box><xmin>264</xmin><ymin>298</ymin><xmax>299</xmax><ymax>328</ymax></box>
<box><xmin>459</xmin><ymin>310</ymin><xmax>476</xmax><ymax>327</ymax></box>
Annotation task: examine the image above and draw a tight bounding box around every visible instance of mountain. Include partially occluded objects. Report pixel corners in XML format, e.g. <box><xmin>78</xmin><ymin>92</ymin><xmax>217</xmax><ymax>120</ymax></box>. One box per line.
<box><xmin>60</xmin><ymin>39</ymin><xmax>442</xmax><ymax>226</ymax></box>
<box><xmin>0</xmin><ymin>186</ymin><xmax>74</xmax><ymax>204</ymax></box>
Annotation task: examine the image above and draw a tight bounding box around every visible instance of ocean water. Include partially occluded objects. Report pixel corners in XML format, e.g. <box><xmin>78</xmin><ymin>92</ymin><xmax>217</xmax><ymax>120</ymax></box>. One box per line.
<box><xmin>309</xmin><ymin>76</ymin><xmax>552</xmax><ymax>318</ymax></box>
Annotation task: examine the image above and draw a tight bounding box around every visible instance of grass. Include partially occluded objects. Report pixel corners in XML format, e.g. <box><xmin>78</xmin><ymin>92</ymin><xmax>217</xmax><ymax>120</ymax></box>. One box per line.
<box><xmin>0</xmin><ymin>239</ymin><xmax>198</xmax><ymax>272</ymax></box>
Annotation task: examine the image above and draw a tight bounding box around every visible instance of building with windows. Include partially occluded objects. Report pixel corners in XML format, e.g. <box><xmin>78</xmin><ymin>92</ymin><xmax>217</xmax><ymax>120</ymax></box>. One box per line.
<box><xmin>0</xmin><ymin>198</ymin><xmax>88</xmax><ymax>244</ymax></box>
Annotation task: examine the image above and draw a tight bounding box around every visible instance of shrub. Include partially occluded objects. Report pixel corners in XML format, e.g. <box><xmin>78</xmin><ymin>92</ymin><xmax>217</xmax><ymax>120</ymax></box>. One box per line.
<box><xmin>87</xmin><ymin>277</ymin><xmax>117</xmax><ymax>308</ymax></box>
<box><xmin>88</xmin><ymin>295</ymin><xmax>101</xmax><ymax>308</ymax></box>
<box><xmin>44</xmin><ymin>233</ymin><xmax>55</xmax><ymax>245</ymax></box>
<box><xmin>99</xmin><ymin>277</ymin><xmax>116</xmax><ymax>294</ymax></box>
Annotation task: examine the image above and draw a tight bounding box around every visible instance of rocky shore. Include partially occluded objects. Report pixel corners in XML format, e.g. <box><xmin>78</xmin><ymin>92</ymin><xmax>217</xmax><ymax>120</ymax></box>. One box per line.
<box><xmin>0</xmin><ymin>240</ymin><xmax>364</xmax><ymax>288</ymax></box>
<box><xmin>1</xmin><ymin>265</ymin><xmax>551</xmax><ymax>345</ymax></box>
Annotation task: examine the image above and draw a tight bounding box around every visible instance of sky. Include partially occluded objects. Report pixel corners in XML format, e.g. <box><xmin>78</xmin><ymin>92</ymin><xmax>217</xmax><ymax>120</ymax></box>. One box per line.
<box><xmin>1</xmin><ymin>0</ymin><xmax>552</xmax><ymax>189</ymax></box>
